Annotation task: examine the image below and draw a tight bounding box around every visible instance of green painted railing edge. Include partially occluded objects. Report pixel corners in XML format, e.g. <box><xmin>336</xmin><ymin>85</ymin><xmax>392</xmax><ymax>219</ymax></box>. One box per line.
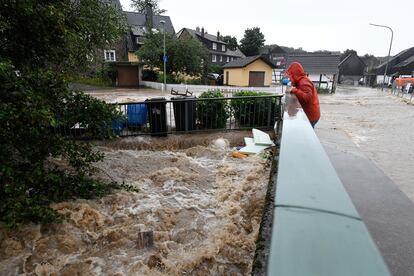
<box><xmin>266</xmin><ymin>94</ymin><xmax>390</xmax><ymax>276</ymax></box>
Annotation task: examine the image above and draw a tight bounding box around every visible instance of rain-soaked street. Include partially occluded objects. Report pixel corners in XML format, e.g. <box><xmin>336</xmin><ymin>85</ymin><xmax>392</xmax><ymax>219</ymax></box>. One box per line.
<box><xmin>317</xmin><ymin>86</ymin><xmax>414</xmax><ymax>275</ymax></box>
<box><xmin>317</xmin><ymin>86</ymin><xmax>414</xmax><ymax>202</ymax></box>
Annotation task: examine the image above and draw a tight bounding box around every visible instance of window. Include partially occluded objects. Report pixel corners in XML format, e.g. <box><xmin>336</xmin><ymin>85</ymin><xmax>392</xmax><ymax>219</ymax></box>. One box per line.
<box><xmin>222</xmin><ymin>44</ymin><xmax>226</xmax><ymax>51</ymax></box>
<box><xmin>212</xmin><ymin>42</ymin><xmax>217</xmax><ymax>50</ymax></box>
<box><xmin>220</xmin><ymin>56</ymin><xmax>223</xmax><ymax>62</ymax></box>
<box><xmin>226</xmin><ymin>56</ymin><xmax>230</xmax><ymax>62</ymax></box>
<box><xmin>212</xmin><ymin>55</ymin><xmax>216</xmax><ymax>62</ymax></box>
<box><xmin>104</xmin><ymin>50</ymin><xmax>116</xmax><ymax>62</ymax></box>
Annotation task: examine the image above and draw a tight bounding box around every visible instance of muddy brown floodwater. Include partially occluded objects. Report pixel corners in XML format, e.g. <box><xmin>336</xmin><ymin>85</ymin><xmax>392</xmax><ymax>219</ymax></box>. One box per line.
<box><xmin>0</xmin><ymin>136</ymin><xmax>271</xmax><ymax>276</ymax></box>
<box><xmin>318</xmin><ymin>86</ymin><xmax>414</xmax><ymax>202</ymax></box>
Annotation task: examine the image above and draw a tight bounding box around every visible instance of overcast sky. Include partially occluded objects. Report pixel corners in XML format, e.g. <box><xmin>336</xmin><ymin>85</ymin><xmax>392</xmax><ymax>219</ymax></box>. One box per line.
<box><xmin>120</xmin><ymin>0</ymin><xmax>413</xmax><ymax>57</ymax></box>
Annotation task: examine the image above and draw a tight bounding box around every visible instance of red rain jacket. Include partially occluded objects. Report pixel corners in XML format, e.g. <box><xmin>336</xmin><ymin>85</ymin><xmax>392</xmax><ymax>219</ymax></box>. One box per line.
<box><xmin>286</xmin><ymin>62</ymin><xmax>320</xmax><ymax>122</ymax></box>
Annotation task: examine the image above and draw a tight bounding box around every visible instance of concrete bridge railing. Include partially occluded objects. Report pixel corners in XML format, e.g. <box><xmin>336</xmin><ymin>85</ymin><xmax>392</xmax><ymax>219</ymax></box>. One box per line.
<box><xmin>267</xmin><ymin>94</ymin><xmax>390</xmax><ymax>275</ymax></box>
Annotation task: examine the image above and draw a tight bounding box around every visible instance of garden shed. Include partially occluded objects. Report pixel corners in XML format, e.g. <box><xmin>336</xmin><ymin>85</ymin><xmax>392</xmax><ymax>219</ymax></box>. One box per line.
<box><xmin>223</xmin><ymin>56</ymin><xmax>276</xmax><ymax>87</ymax></box>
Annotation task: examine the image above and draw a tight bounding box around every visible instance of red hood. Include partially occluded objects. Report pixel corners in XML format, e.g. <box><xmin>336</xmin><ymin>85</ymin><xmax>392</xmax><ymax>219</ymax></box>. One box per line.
<box><xmin>286</xmin><ymin>62</ymin><xmax>306</xmax><ymax>85</ymax></box>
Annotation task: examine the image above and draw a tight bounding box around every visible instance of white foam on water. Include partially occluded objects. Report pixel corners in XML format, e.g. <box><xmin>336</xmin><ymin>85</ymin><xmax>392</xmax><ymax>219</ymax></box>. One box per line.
<box><xmin>0</xmin><ymin>145</ymin><xmax>271</xmax><ymax>275</ymax></box>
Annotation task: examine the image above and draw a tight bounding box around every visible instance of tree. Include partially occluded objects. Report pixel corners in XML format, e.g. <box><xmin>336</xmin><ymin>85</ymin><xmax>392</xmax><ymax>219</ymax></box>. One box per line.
<box><xmin>240</xmin><ymin>27</ymin><xmax>265</xmax><ymax>56</ymax></box>
<box><xmin>361</xmin><ymin>54</ymin><xmax>380</xmax><ymax>73</ymax></box>
<box><xmin>131</xmin><ymin>0</ymin><xmax>166</xmax><ymax>14</ymax></box>
<box><xmin>137</xmin><ymin>33</ymin><xmax>209</xmax><ymax>76</ymax></box>
<box><xmin>340</xmin><ymin>49</ymin><xmax>357</xmax><ymax>61</ymax></box>
<box><xmin>0</xmin><ymin>0</ymin><xmax>131</xmax><ymax>227</ymax></box>
<box><xmin>221</xmin><ymin>35</ymin><xmax>238</xmax><ymax>51</ymax></box>
<box><xmin>279</xmin><ymin>46</ymin><xmax>308</xmax><ymax>54</ymax></box>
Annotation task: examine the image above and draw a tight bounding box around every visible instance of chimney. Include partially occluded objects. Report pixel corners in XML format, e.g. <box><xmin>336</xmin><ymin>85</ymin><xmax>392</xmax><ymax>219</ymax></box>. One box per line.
<box><xmin>196</xmin><ymin>26</ymin><xmax>200</xmax><ymax>33</ymax></box>
<box><xmin>201</xmin><ymin>27</ymin><xmax>205</xmax><ymax>37</ymax></box>
<box><xmin>145</xmin><ymin>4</ymin><xmax>153</xmax><ymax>30</ymax></box>
<box><xmin>217</xmin><ymin>31</ymin><xmax>220</xmax><ymax>41</ymax></box>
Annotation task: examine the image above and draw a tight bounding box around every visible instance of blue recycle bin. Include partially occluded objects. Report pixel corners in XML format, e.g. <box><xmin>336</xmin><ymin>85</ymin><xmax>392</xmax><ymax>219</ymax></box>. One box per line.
<box><xmin>127</xmin><ymin>104</ymin><xmax>148</xmax><ymax>128</ymax></box>
<box><xmin>282</xmin><ymin>77</ymin><xmax>290</xmax><ymax>85</ymax></box>
<box><xmin>111</xmin><ymin>119</ymin><xmax>125</xmax><ymax>135</ymax></box>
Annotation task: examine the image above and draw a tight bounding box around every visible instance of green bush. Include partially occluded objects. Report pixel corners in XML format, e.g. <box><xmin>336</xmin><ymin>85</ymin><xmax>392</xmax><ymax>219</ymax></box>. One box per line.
<box><xmin>208</xmin><ymin>64</ymin><xmax>223</xmax><ymax>74</ymax></box>
<box><xmin>0</xmin><ymin>63</ymin><xmax>133</xmax><ymax>227</ymax></box>
<box><xmin>142</xmin><ymin>69</ymin><xmax>158</xmax><ymax>81</ymax></box>
<box><xmin>96</xmin><ymin>63</ymin><xmax>117</xmax><ymax>83</ymax></box>
<box><xmin>157</xmin><ymin>72</ymin><xmax>182</xmax><ymax>84</ymax></box>
<box><xmin>197</xmin><ymin>90</ymin><xmax>229</xmax><ymax>129</ymax></box>
<box><xmin>187</xmin><ymin>78</ymin><xmax>202</xmax><ymax>85</ymax></box>
<box><xmin>316</xmin><ymin>87</ymin><xmax>331</xmax><ymax>94</ymax></box>
<box><xmin>70</xmin><ymin>75</ymin><xmax>112</xmax><ymax>87</ymax></box>
<box><xmin>230</xmin><ymin>91</ymin><xmax>278</xmax><ymax>127</ymax></box>
<box><xmin>0</xmin><ymin>0</ymin><xmax>134</xmax><ymax>227</ymax></box>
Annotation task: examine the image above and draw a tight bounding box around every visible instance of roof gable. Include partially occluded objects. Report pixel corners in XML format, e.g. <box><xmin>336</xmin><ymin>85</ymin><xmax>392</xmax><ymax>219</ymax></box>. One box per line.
<box><xmin>286</xmin><ymin>54</ymin><xmax>340</xmax><ymax>74</ymax></box>
<box><xmin>179</xmin><ymin>28</ymin><xmax>227</xmax><ymax>44</ymax></box>
<box><xmin>376</xmin><ymin>46</ymin><xmax>414</xmax><ymax>71</ymax></box>
<box><xmin>125</xmin><ymin>11</ymin><xmax>175</xmax><ymax>34</ymax></box>
<box><xmin>223</xmin><ymin>55</ymin><xmax>276</xmax><ymax>69</ymax></box>
<box><xmin>178</xmin><ymin>28</ymin><xmax>245</xmax><ymax>58</ymax></box>
<box><xmin>260</xmin><ymin>45</ymin><xmax>287</xmax><ymax>55</ymax></box>
<box><xmin>339</xmin><ymin>52</ymin><xmax>366</xmax><ymax>67</ymax></box>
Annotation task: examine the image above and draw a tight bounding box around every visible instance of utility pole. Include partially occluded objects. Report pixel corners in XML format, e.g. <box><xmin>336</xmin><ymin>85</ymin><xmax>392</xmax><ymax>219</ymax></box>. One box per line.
<box><xmin>160</xmin><ymin>20</ymin><xmax>166</xmax><ymax>92</ymax></box>
<box><xmin>370</xmin><ymin>23</ymin><xmax>393</xmax><ymax>91</ymax></box>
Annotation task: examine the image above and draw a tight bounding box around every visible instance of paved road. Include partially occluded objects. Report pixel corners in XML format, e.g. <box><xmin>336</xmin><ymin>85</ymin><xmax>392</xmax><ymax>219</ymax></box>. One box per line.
<box><xmin>317</xmin><ymin>87</ymin><xmax>414</xmax><ymax>276</ymax></box>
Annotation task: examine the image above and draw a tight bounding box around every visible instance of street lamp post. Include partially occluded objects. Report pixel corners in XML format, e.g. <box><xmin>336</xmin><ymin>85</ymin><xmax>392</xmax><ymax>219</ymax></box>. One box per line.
<box><xmin>160</xmin><ymin>20</ymin><xmax>166</xmax><ymax>92</ymax></box>
<box><xmin>370</xmin><ymin>23</ymin><xmax>393</xmax><ymax>91</ymax></box>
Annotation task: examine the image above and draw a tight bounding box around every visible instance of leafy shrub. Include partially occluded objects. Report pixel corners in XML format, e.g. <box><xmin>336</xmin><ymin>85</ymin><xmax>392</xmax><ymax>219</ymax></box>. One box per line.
<box><xmin>0</xmin><ymin>63</ymin><xmax>129</xmax><ymax>227</ymax></box>
<box><xmin>230</xmin><ymin>91</ymin><xmax>278</xmax><ymax>127</ymax></box>
<box><xmin>142</xmin><ymin>69</ymin><xmax>158</xmax><ymax>81</ymax></box>
<box><xmin>0</xmin><ymin>0</ymin><xmax>132</xmax><ymax>227</ymax></box>
<box><xmin>196</xmin><ymin>90</ymin><xmax>229</xmax><ymax>129</ymax></box>
<box><xmin>187</xmin><ymin>78</ymin><xmax>202</xmax><ymax>85</ymax></box>
<box><xmin>316</xmin><ymin>87</ymin><xmax>331</xmax><ymax>94</ymax></box>
<box><xmin>70</xmin><ymin>75</ymin><xmax>112</xmax><ymax>87</ymax></box>
<box><xmin>157</xmin><ymin>72</ymin><xmax>178</xmax><ymax>84</ymax></box>
<box><xmin>96</xmin><ymin>63</ymin><xmax>117</xmax><ymax>83</ymax></box>
<box><xmin>208</xmin><ymin>64</ymin><xmax>223</xmax><ymax>74</ymax></box>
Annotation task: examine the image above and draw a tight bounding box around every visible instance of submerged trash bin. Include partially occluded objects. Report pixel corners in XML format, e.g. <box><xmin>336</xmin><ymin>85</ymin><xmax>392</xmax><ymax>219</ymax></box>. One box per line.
<box><xmin>171</xmin><ymin>96</ymin><xmax>196</xmax><ymax>132</ymax></box>
<box><xmin>145</xmin><ymin>98</ymin><xmax>167</xmax><ymax>136</ymax></box>
<box><xmin>127</xmin><ymin>103</ymin><xmax>148</xmax><ymax>128</ymax></box>
<box><xmin>111</xmin><ymin>118</ymin><xmax>125</xmax><ymax>135</ymax></box>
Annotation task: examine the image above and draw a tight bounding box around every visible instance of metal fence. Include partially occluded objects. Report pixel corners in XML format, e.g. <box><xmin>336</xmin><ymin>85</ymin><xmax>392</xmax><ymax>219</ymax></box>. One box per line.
<box><xmin>111</xmin><ymin>95</ymin><xmax>283</xmax><ymax>137</ymax></box>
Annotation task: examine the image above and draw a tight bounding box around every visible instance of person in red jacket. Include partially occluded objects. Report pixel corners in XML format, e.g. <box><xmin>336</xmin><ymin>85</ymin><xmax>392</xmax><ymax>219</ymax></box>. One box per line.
<box><xmin>285</xmin><ymin>62</ymin><xmax>320</xmax><ymax>128</ymax></box>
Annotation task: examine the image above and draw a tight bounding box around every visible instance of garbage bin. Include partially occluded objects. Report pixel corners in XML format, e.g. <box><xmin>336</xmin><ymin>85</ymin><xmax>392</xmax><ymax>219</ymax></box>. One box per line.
<box><xmin>172</xmin><ymin>96</ymin><xmax>196</xmax><ymax>132</ymax></box>
<box><xmin>127</xmin><ymin>103</ymin><xmax>148</xmax><ymax>128</ymax></box>
<box><xmin>145</xmin><ymin>98</ymin><xmax>167</xmax><ymax>136</ymax></box>
<box><xmin>111</xmin><ymin>118</ymin><xmax>125</xmax><ymax>135</ymax></box>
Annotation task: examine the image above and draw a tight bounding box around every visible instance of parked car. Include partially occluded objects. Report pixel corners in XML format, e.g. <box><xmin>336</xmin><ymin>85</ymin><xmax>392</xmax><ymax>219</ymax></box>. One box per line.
<box><xmin>207</xmin><ymin>73</ymin><xmax>219</xmax><ymax>80</ymax></box>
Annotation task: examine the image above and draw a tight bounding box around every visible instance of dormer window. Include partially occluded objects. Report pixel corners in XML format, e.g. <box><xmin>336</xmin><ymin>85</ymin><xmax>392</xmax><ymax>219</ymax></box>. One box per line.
<box><xmin>222</xmin><ymin>44</ymin><xmax>226</xmax><ymax>51</ymax></box>
<box><xmin>212</xmin><ymin>42</ymin><xmax>217</xmax><ymax>50</ymax></box>
<box><xmin>226</xmin><ymin>56</ymin><xmax>230</xmax><ymax>62</ymax></box>
<box><xmin>212</xmin><ymin>55</ymin><xmax>217</xmax><ymax>62</ymax></box>
<box><xmin>220</xmin><ymin>56</ymin><xmax>223</xmax><ymax>62</ymax></box>
<box><xmin>136</xmin><ymin>36</ymin><xmax>145</xmax><ymax>44</ymax></box>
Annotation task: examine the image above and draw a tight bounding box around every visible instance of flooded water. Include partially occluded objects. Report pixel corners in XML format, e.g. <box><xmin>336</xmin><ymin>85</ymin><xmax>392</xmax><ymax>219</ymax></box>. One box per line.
<box><xmin>0</xmin><ymin>138</ymin><xmax>271</xmax><ymax>275</ymax></box>
<box><xmin>318</xmin><ymin>86</ymin><xmax>414</xmax><ymax>201</ymax></box>
<box><xmin>84</xmin><ymin>86</ymin><xmax>282</xmax><ymax>104</ymax></box>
